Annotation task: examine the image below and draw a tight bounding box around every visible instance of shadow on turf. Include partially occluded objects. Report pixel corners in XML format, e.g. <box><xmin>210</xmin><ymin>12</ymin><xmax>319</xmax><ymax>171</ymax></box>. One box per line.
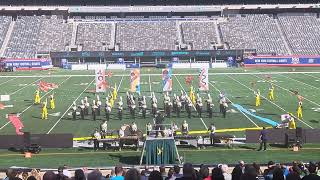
<box><xmin>310</xmin><ymin>120</ymin><xmax>319</xmax><ymax>124</ymax></box>
<box><xmin>109</xmin><ymin>154</ymin><xmax>140</xmax><ymax>165</ymax></box>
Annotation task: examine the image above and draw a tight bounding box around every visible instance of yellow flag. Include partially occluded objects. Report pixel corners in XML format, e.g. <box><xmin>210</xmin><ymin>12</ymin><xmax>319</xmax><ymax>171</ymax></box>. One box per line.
<box><xmin>113</xmin><ymin>83</ymin><xmax>117</xmax><ymax>100</ymax></box>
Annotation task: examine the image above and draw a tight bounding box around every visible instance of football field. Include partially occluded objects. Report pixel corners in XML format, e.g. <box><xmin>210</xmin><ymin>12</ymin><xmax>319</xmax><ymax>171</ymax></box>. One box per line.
<box><xmin>0</xmin><ymin>67</ymin><xmax>320</xmax><ymax>139</ymax></box>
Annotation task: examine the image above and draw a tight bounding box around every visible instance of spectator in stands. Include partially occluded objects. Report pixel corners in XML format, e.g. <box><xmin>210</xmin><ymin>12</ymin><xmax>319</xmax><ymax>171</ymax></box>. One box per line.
<box><xmin>221</xmin><ymin>164</ymin><xmax>231</xmax><ymax>180</ymax></box>
<box><xmin>199</xmin><ymin>165</ymin><xmax>211</xmax><ymax>180</ymax></box>
<box><xmin>173</xmin><ymin>165</ymin><xmax>182</xmax><ymax>179</ymax></box>
<box><xmin>231</xmin><ymin>165</ymin><xmax>243</xmax><ymax>180</ymax></box>
<box><xmin>124</xmin><ymin>168</ymin><xmax>140</xmax><ymax>180</ymax></box>
<box><xmin>287</xmin><ymin>172</ymin><xmax>301</xmax><ymax>180</ymax></box>
<box><xmin>239</xmin><ymin>161</ymin><xmax>245</xmax><ymax>173</ymax></box>
<box><xmin>240</xmin><ymin>165</ymin><xmax>257</xmax><ymax>180</ymax></box>
<box><xmin>175</xmin><ymin>163</ymin><xmax>195</xmax><ymax>180</ymax></box>
<box><xmin>111</xmin><ymin>166</ymin><xmax>124</xmax><ymax>180</ymax></box>
<box><xmin>165</xmin><ymin>168</ymin><xmax>175</xmax><ymax>180</ymax></box>
<box><xmin>272</xmin><ymin>167</ymin><xmax>285</xmax><ymax>180</ymax></box>
<box><xmin>253</xmin><ymin>162</ymin><xmax>263</xmax><ymax>175</ymax></box>
<box><xmin>74</xmin><ymin>169</ymin><xmax>86</xmax><ymax>180</ymax></box>
<box><xmin>30</xmin><ymin>169</ymin><xmax>41</xmax><ymax>180</ymax></box>
<box><xmin>149</xmin><ymin>170</ymin><xmax>162</xmax><ymax>180</ymax></box>
<box><xmin>57</xmin><ymin>167</ymin><xmax>69</xmax><ymax>180</ymax></box>
<box><xmin>4</xmin><ymin>168</ymin><xmax>17</xmax><ymax>180</ymax></box>
<box><xmin>302</xmin><ymin>162</ymin><xmax>320</xmax><ymax>180</ymax></box>
<box><xmin>140</xmin><ymin>170</ymin><xmax>147</xmax><ymax>180</ymax></box>
<box><xmin>42</xmin><ymin>171</ymin><xmax>57</xmax><ymax>180</ymax></box>
<box><xmin>212</xmin><ymin>167</ymin><xmax>225</xmax><ymax>180</ymax></box>
<box><xmin>159</xmin><ymin>166</ymin><xmax>167</xmax><ymax>180</ymax></box>
<box><xmin>87</xmin><ymin>170</ymin><xmax>103</xmax><ymax>180</ymax></box>
<box><xmin>264</xmin><ymin>161</ymin><xmax>276</xmax><ymax>180</ymax></box>
<box><xmin>26</xmin><ymin>176</ymin><xmax>36</xmax><ymax>180</ymax></box>
<box><xmin>22</xmin><ymin>172</ymin><xmax>28</xmax><ymax>180</ymax></box>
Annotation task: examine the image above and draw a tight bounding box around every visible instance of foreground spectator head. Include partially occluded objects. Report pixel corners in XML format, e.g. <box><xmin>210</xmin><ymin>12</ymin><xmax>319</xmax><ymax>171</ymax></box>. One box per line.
<box><xmin>273</xmin><ymin>167</ymin><xmax>285</xmax><ymax>180</ymax></box>
<box><xmin>212</xmin><ymin>167</ymin><xmax>224</xmax><ymax>180</ymax></box>
<box><xmin>240</xmin><ymin>165</ymin><xmax>257</xmax><ymax>180</ymax></box>
<box><xmin>22</xmin><ymin>172</ymin><xmax>29</xmax><ymax>180</ymax></box>
<box><xmin>231</xmin><ymin>165</ymin><xmax>243</xmax><ymax>180</ymax></box>
<box><xmin>199</xmin><ymin>165</ymin><xmax>210</xmax><ymax>179</ymax></box>
<box><xmin>115</xmin><ymin>166</ymin><xmax>124</xmax><ymax>176</ymax></box>
<box><xmin>149</xmin><ymin>170</ymin><xmax>162</xmax><ymax>180</ymax></box>
<box><xmin>87</xmin><ymin>170</ymin><xmax>102</xmax><ymax>180</ymax></box>
<box><xmin>74</xmin><ymin>169</ymin><xmax>85</xmax><ymax>180</ymax></box>
<box><xmin>307</xmin><ymin>162</ymin><xmax>318</xmax><ymax>174</ymax></box>
<box><xmin>6</xmin><ymin>168</ymin><xmax>18</xmax><ymax>180</ymax></box>
<box><xmin>252</xmin><ymin>162</ymin><xmax>262</xmax><ymax>175</ymax></box>
<box><xmin>159</xmin><ymin>166</ymin><xmax>166</xmax><ymax>176</ymax></box>
<box><xmin>182</xmin><ymin>163</ymin><xmax>194</xmax><ymax>178</ymax></box>
<box><xmin>124</xmin><ymin>168</ymin><xmax>140</xmax><ymax>180</ymax></box>
<box><xmin>26</xmin><ymin>176</ymin><xmax>36</xmax><ymax>180</ymax></box>
<box><xmin>239</xmin><ymin>161</ymin><xmax>245</xmax><ymax>167</ymax></box>
<box><xmin>174</xmin><ymin>165</ymin><xmax>181</xmax><ymax>175</ymax></box>
<box><xmin>286</xmin><ymin>172</ymin><xmax>301</xmax><ymax>180</ymax></box>
<box><xmin>167</xmin><ymin>167</ymin><xmax>174</xmax><ymax>179</ymax></box>
<box><xmin>42</xmin><ymin>171</ymin><xmax>57</xmax><ymax>180</ymax></box>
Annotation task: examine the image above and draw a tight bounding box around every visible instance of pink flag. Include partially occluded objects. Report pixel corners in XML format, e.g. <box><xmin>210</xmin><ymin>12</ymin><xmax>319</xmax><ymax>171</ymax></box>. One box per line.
<box><xmin>8</xmin><ymin>114</ymin><xmax>24</xmax><ymax>135</ymax></box>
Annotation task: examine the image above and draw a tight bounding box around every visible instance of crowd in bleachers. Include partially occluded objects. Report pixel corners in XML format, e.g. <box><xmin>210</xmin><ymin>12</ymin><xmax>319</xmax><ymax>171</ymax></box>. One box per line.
<box><xmin>3</xmin><ymin>161</ymin><xmax>320</xmax><ymax>180</ymax></box>
<box><xmin>1</xmin><ymin>14</ymin><xmax>320</xmax><ymax>58</ymax></box>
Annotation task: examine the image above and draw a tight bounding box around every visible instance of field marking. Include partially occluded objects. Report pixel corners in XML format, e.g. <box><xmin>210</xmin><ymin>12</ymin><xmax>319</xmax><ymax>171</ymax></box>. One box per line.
<box><xmin>280</xmin><ymin>74</ymin><xmax>320</xmax><ymax>90</ymax></box>
<box><xmin>208</xmin><ymin>82</ymin><xmax>259</xmax><ymax>127</ymax></box>
<box><xmin>0</xmin><ymin>77</ymin><xmax>17</xmax><ymax>86</ymax></box>
<box><xmin>303</xmin><ymin>73</ymin><xmax>320</xmax><ymax>82</ymax></box>
<box><xmin>227</xmin><ymin>75</ymin><xmax>314</xmax><ymax>129</ymax></box>
<box><xmin>173</xmin><ymin>74</ymin><xmax>208</xmax><ymax>130</ymax></box>
<box><xmin>1</xmin><ymin>71</ymin><xmax>320</xmax><ymax>78</ymax></box>
<box><xmin>0</xmin><ymin>76</ymin><xmax>72</xmax><ymax>131</ymax></box>
<box><xmin>9</xmin><ymin>77</ymin><xmax>44</xmax><ymax>95</ymax></box>
<box><xmin>46</xmin><ymin>78</ymin><xmax>95</xmax><ymax>134</ymax></box>
<box><xmin>252</xmin><ymin>74</ymin><xmax>320</xmax><ymax>107</ymax></box>
<box><xmin>148</xmin><ymin>74</ymin><xmax>152</xmax><ymax>96</ymax></box>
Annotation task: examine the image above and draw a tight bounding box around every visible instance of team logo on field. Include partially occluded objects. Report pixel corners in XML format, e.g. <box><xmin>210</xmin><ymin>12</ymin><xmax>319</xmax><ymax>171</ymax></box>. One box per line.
<box><xmin>292</xmin><ymin>57</ymin><xmax>300</xmax><ymax>64</ymax></box>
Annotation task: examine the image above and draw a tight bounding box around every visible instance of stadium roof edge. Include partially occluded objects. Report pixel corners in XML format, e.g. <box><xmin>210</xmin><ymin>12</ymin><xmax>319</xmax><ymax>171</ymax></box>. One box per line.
<box><xmin>0</xmin><ymin>4</ymin><xmax>318</xmax><ymax>13</ymax></box>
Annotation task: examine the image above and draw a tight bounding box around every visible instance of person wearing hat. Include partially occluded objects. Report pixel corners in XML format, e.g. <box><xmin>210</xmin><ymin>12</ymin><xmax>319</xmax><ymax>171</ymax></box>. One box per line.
<box><xmin>288</xmin><ymin>113</ymin><xmax>296</xmax><ymax>129</ymax></box>
<box><xmin>258</xmin><ymin>127</ymin><xmax>268</xmax><ymax>151</ymax></box>
<box><xmin>297</xmin><ymin>101</ymin><xmax>303</xmax><ymax>119</ymax></box>
<box><xmin>71</xmin><ymin>101</ymin><xmax>77</xmax><ymax>120</ymax></box>
<box><xmin>79</xmin><ymin>100</ymin><xmax>85</xmax><ymax>120</ymax></box>
<box><xmin>50</xmin><ymin>93</ymin><xmax>55</xmax><ymax>110</ymax></box>
<box><xmin>117</xmin><ymin>96</ymin><xmax>123</xmax><ymax>121</ymax></box>
<box><xmin>181</xmin><ymin>120</ymin><xmax>189</xmax><ymax>135</ymax></box>
<box><xmin>92</xmin><ymin>128</ymin><xmax>101</xmax><ymax>151</ymax></box>
<box><xmin>196</xmin><ymin>94</ymin><xmax>203</xmax><ymax>118</ymax></box>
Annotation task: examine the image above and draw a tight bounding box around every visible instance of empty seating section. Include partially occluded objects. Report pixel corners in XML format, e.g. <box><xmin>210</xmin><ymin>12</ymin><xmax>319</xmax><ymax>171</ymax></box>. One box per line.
<box><xmin>76</xmin><ymin>23</ymin><xmax>112</xmax><ymax>51</ymax></box>
<box><xmin>36</xmin><ymin>16</ymin><xmax>72</xmax><ymax>52</ymax></box>
<box><xmin>181</xmin><ymin>21</ymin><xmax>217</xmax><ymax>50</ymax></box>
<box><xmin>220</xmin><ymin>14</ymin><xmax>288</xmax><ymax>55</ymax></box>
<box><xmin>116</xmin><ymin>21</ymin><xmax>178</xmax><ymax>51</ymax></box>
<box><xmin>278</xmin><ymin>15</ymin><xmax>320</xmax><ymax>55</ymax></box>
<box><xmin>4</xmin><ymin>16</ymin><xmax>43</xmax><ymax>58</ymax></box>
<box><xmin>0</xmin><ymin>16</ymin><xmax>12</xmax><ymax>48</ymax></box>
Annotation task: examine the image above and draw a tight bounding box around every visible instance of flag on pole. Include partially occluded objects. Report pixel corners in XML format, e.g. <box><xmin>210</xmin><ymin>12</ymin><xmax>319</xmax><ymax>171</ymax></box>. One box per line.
<box><xmin>8</xmin><ymin>114</ymin><xmax>24</xmax><ymax>135</ymax></box>
<box><xmin>113</xmin><ymin>83</ymin><xmax>117</xmax><ymax>100</ymax></box>
<box><xmin>130</xmin><ymin>69</ymin><xmax>140</xmax><ymax>94</ymax></box>
<box><xmin>95</xmin><ymin>69</ymin><xmax>107</xmax><ymax>93</ymax></box>
<box><xmin>189</xmin><ymin>86</ymin><xmax>196</xmax><ymax>104</ymax></box>
<box><xmin>38</xmin><ymin>81</ymin><xmax>58</xmax><ymax>92</ymax></box>
<box><xmin>198</xmin><ymin>68</ymin><xmax>209</xmax><ymax>91</ymax></box>
<box><xmin>162</xmin><ymin>68</ymin><xmax>173</xmax><ymax>92</ymax></box>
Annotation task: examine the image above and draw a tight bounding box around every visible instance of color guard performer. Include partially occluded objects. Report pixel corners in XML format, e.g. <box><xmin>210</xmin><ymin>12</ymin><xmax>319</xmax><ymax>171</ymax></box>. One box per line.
<box><xmin>72</xmin><ymin>101</ymin><xmax>77</xmax><ymax>120</ymax></box>
<box><xmin>117</xmin><ymin>96</ymin><xmax>123</xmax><ymax>120</ymax></box>
<box><xmin>181</xmin><ymin>120</ymin><xmax>189</xmax><ymax>135</ymax></box>
<box><xmin>297</xmin><ymin>101</ymin><xmax>303</xmax><ymax>119</ymax></box>
<box><xmin>34</xmin><ymin>89</ymin><xmax>41</xmax><ymax>104</ymax></box>
<box><xmin>255</xmin><ymin>90</ymin><xmax>261</xmax><ymax>107</ymax></box>
<box><xmin>289</xmin><ymin>113</ymin><xmax>296</xmax><ymax>129</ymax></box>
<box><xmin>268</xmin><ymin>84</ymin><xmax>275</xmax><ymax>101</ymax></box>
<box><xmin>196</xmin><ymin>94</ymin><xmax>203</xmax><ymax>118</ymax></box>
<box><xmin>49</xmin><ymin>93</ymin><xmax>55</xmax><ymax>110</ymax></box>
<box><xmin>41</xmin><ymin>98</ymin><xmax>48</xmax><ymax>120</ymax></box>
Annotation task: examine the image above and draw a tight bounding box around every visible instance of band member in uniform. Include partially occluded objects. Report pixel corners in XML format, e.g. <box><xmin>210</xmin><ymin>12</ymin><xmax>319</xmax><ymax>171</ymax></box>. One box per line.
<box><xmin>171</xmin><ymin>122</ymin><xmax>179</xmax><ymax>136</ymax></box>
<box><xmin>268</xmin><ymin>84</ymin><xmax>275</xmax><ymax>101</ymax></box>
<box><xmin>297</xmin><ymin>101</ymin><xmax>303</xmax><ymax>119</ymax></box>
<box><xmin>219</xmin><ymin>94</ymin><xmax>226</xmax><ymax>113</ymax></box>
<box><xmin>138</xmin><ymin>96</ymin><xmax>143</xmax><ymax>111</ymax></box>
<box><xmin>41</xmin><ymin>98</ymin><xmax>48</xmax><ymax>120</ymax></box>
<box><xmin>172</xmin><ymin>93</ymin><xmax>177</xmax><ymax>113</ymax></box>
<box><xmin>146</xmin><ymin>122</ymin><xmax>153</xmax><ymax>136</ymax></box>
<box><xmin>92</xmin><ymin>100</ymin><xmax>98</xmax><ymax>121</ymax></box>
<box><xmin>141</xmin><ymin>96</ymin><xmax>147</xmax><ymax>119</ymax></box>
<box><xmin>206</xmin><ymin>94</ymin><xmax>214</xmax><ymax>118</ymax></box>
<box><xmin>50</xmin><ymin>93</ymin><xmax>55</xmax><ymax>110</ymax></box>
<box><xmin>72</xmin><ymin>101</ymin><xmax>77</xmax><ymax>120</ymax></box>
<box><xmin>164</xmin><ymin>92</ymin><xmax>171</xmax><ymax>117</ymax></box>
<box><xmin>79</xmin><ymin>100</ymin><xmax>85</xmax><ymax>120</ymax></box>
<box><xmin>34</xmin><ymin>89</ymin><xmax>41</xmax><ymax>104</ymax></box>
<box><xmin>126</xmin><ymin>92</ymin><xmax>131</xmax><ymax>109</ymax></box>
<box><xmin>92</xmin><ymin>128</ymin><xmax>101</xmax><ymax>151</ymax></box>
<box><xmin>181</xmin><ymin>120</ymin><xmax>189</xmax><ymax>135</ymax></box>
<box><xmin>255</xmin><ymin>90</ymin><xmax>261</xmax><ymax>107</ymax></box>
<box><xmin>166</xmin><ymin>100</ymin><xmax>172</xmax><ymax>118</ymax></box>
<box><xmin>196</xmin><ymin>94</ymin><xmax>203</xmax><ymax>118</ymax></box>
<box><xmin>208</xmin><ymin>123</ymin><xmax>216</xmax><ymax>145</ymax></box>
<box><xmin>96</xmin><ymin>95</ymin><xmax>102</xmax><ymax>116</ymax></box>
<box><xmin>100</xmin><ymin>120</ymin><xmax>108</xmax><ymax>138</ymax></box>
<box><xmin>117</xmin><ymin>96</ymin><xmax>123</xmax><ymax>120</ymax></box>
<box><xmin>131</xmin><ymin>122</ymin><xmax>138</xmax><ymax>135</ymax></box>
<box><xmin>105</xmin><ymin>99</ymin><xmax>111</xmax><ymax>121</ymax></box>
<box><xmin>151</xmin><ymin>92</ymin><xmax>158</xmax><ymax>117</ymax></box>
<box><xmin>186</xmin><ymin>97</ymin><xmax>192</xmax><ymax>118</ymax></box>
<box><xmin>129</xmin><ymin>94</ymin><xmax>136</xmax><ymax>119</ymax></box>
<box><xmin>222</xmin><ymin>101</ymin><xmax>228</xmax><ymax>118</ymax></box>
<box><xmin>155</xmin><ymin>112</ymin><xmax>165</xmax><ymax>137</ymax></box>
<box><xmin>180</xmin><ymin>90</ymin><xmax>187</xmax><ymax>110</ymax></box>
<box><xmin>176</xmin><ymin>96</ymin><xmax>182</xmax><ymax>118</ymax></box>
<box><xmin>84</xmin><ymin>97</ymin><xmax>90</xmax><ymax>116</ymax></box>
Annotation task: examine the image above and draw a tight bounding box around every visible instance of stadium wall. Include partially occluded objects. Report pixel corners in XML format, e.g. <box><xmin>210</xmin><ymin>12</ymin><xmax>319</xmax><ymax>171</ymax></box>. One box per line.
<box><xmin>244</xmin><ymin>55</ymin><xmax>320</xmax><ymax>67</ymax></box>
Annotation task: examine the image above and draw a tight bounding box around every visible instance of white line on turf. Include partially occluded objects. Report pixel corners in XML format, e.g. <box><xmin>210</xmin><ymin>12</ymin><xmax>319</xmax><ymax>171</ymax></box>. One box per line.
<box><xmin>279</xmin><ymin>74</ymin><xmax>320</xmax><ymax>90</ymax></box>
<box><xmin>46</xmin><ymin>78</ymin><xmax>95</xmax><ymax>134</ymax></box>
<box><xmin>9</xmin><ymin>77</ymin><xmax>44</xmax><ymax>95</ymax></box>
<box><xmin>208</xmin><ymin>82</ymin><xmax>259</xmax><ymax>127</ymax></box>
<box><xmin>252</xmin><ymin>74</ymin><xmax>320</xmax><ymax>107</ymax></box>
<box><xmin>227</xmin><ymin>75</ymin><xmax>314</xmax><ymax>129</ymax></box>
<box><xmin>148</xmin><ymin>75</ymin><xmax>152</xmax><ymax>96</ymax></box>
<box><xmin>1</xmin><ymin>72</ymin><xmax>320</xmax><ymax>78</ymax></box>
<box><xmin>0</xmin><ymin>76</ymin><xmax>72</xmax><ymax>130</ymax></box>
<box><xmin>0</xmin><ymin>77</ymin><xmax>18</xmax><ymax>86</ymax></box>
<box><xmin>302</xmin><ymin>73</ymin><xmax>320</xmax><ymax>81</ymax></box>
<box><xmin>173</xmin><ymin>74</ymin><xmax>208</xmax><ymax>130</ymax></box>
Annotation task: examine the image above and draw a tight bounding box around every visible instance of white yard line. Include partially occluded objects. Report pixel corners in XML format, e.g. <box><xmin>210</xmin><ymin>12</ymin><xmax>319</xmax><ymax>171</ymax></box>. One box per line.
<box><xmin>117</xmin><ymin>76</ymin><xmax>124</xmax><ymax>92</ymax></box>
<box><xmin>280</xmin><ymin>74</ymin><xmax>320</xmax><ymax>90</ymax></box>
<box><xmin>0</xmin><ymin>77</ymin><xmax>17</xmax><ymax>86</ymax></box>
<box><xmin>10</xmin><ymin>77</ymin><xmax>44</xmax><ymax>95</ymax></box>
<box><xmin>208</xmin><ymin>82</ymin><xmax>259</xmax><ymax>127</ymax></box>
<box><xmin>303</xmin><ymin>73</ymin><xmax>320</xmax><ymax>81</ymax></box>
<box><xmin>46</xmin><ymin>78</ymin><xmax>95</xmax><ymax>134</ymax></box>
<box><xmin>252</xmin><ymin>74</ymin><xmax>320</xmax><ymax>107</ymax></box>
<box><xmin>1</xmin><ymin>71</ymin><xmax>320</xmax><ymax>78</ymax></box>
<box><xmin>227</xmin><ymin>75</ymin><xmax>314</xmax><ymax>129</ymax></box>
<box><xmin>148</xmin><ymin>75</ymin><xmax>152</xmax><ymax>96</ymax></box>
<box><xmin>173</xmin><ymin>74</ymin><xmax>208</xmax><ymax>130</ymax></box>
<box><xmin>0</xmin><ymin>76</ymin><xmax>72</xmax><ymax>130</ymax></box>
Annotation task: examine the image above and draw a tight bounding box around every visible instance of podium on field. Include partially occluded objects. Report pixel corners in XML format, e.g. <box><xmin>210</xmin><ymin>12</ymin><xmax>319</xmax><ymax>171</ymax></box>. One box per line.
<box><xmin>140</xmin><ymin>136</ymin><xmax>181</xmax><ymax>165</ymax></box>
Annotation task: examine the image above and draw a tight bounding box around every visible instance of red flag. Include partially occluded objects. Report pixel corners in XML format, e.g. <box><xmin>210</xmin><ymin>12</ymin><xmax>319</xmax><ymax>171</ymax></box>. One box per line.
<box><xmin>185</xmin><ymin>75</ymin><xmax>194</xmax><ymax>86</ymax></box>
<box><xmin>106</xmin><ymin>71</ymin><xmax>113</xmax><ymax>78</ymax></box>
<box><xmin>0</xmin><ymin>103</ymin><xmax>4</xmax><ymax>110</ymax></box>
<box><xmin>8</xmin><ymin>114</ymin><xmax>24</xmax><ymax>135</ymax></box>
<box><xmin>38</xmin><ymin>81</ymin><xmax>58</xmax><ymax>92</ymax></box>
